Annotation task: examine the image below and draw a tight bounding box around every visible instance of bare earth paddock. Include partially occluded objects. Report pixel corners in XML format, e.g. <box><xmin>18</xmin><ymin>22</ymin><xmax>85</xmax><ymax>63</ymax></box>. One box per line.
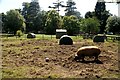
<box><xmin>1</xmin><ymin>36</ymin><xmax>120</xmax><ymax>79</ymax></box>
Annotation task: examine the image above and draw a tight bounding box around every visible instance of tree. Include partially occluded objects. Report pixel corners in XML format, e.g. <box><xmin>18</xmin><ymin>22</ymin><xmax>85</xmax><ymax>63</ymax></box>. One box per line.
<box><xmin>22</xmin><ymin>0</ymin><xmax>40</xmax><ymax>33</ymax></box>
<box><xmin>4</xmin><ymin>10</ymin><xmax>26</xmax><ymax>35</ymax></box>
<box><xmin>80</xmin><ymin>18</ymin><xmax>100</xmax><ymax>34</ymax></box>
<box><xmin>106</xmin><ymin>16</ymin><xmax>120</xmax><ymax>34</ymax></box>
<box><xmin>45</xmin><ymin>10</ymin><xmax>62</xmax><ymax>35</ymax></box>
<box><xmin>1</xmin><ymin>13</ymin><xmax>7</xmax><ymax>32</ymax></box>
<box><xmin>85</xmin><ymin>11</ymin><xmax>95</xmax><ymax>18</ymax></box>
<box><xmin>33</xmin><ymin>10</ymin><xmax>47</xmax><ymax>33</ymax></box>
<box><xmin>65</xmin><ymin>0</ymin><xmax>81</xmax><ymax>19</ymax></box>
<box><xmin>48</xmin><ymin>0</ymin><xmax>64</xmax><ymax>15</ymax></box>
<box><xmin>95</xmin><ymin>0</ymin><xmax>112</xmax><ymax>33</ymax></box>
<box><xmin>72</xmin><ymin>11</ymin><xmax>82</xmax><ymax>19</ymax></box>
<box><xmin>22</xmin><ymin>2</ymin><xmax>30</xmax><ymax>21</ymax></box>
<box><xmin>0</xmin><ymin>13</ymin><xmax>2</xmax><ymax>33</ymax></box>
<box><xmin>62</xmin><ymin>15</ymin><xmax>80</xmax><ymax>35</ymax></box>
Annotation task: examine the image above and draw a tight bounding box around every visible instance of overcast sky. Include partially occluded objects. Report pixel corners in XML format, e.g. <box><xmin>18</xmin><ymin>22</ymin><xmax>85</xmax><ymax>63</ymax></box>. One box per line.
<box><xmin>0</xmin><ymin>0</ymin><xmax>118</xmax><ymax>17</ymax></box>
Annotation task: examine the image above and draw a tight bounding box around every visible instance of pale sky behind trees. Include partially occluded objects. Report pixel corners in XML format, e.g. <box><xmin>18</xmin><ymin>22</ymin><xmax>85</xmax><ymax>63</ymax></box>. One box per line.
<box><xmin>0</xmin><ymin>0</ymin><xmax>118</xmax><ymax>17</ymax></box>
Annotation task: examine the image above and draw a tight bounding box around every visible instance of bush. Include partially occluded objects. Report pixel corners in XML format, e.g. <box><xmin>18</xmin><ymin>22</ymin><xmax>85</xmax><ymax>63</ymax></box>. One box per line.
<box><xmin>59</xmin><ymin>35</ymin><xmax>73</xmax><ymax>45</ymax></box>
<box><xmin>27</xmin><ymin>33</ymin><xmax>36</xmax><ymax>38</ymax></box>
<box><xmin>93</xmin><ymin>35</ymin><xmax>105</xmax><ymax>42</ymax></box>
<box><xmin>16</xmin><ymin>30</ymin><xmax>23</xmax><ymax>37</ymax></box>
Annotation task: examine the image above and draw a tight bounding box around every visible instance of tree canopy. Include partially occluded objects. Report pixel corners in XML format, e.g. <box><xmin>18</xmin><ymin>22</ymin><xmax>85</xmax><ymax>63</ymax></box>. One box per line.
<box><xmin>22</xmin><ymin>0</ymin><xmax>40</xmax><ymax>33</ymax></box>
<box><xmin>62</xmin><ymin>15</ymin><xmax>80</xmax><ymax>35</ymax></box>
<box><xmin>95</xmin><ymin>1</ymin><xmax>111</xmax><ymax>33</ymax></box>
<box><xmin>1</xmin><ymin>13</ymin><xmax>7</xmax><ymax>32</ymax></box>
<box><xmin>106</xmin><ymin>16</ymin><xmax>120</xmax><ymax>34</ymax></box>
<box><xmin>4</xmin><ymin>10</ymin><xmax>26</xmax><ymax>35</ymax></box>
<box><xmin>65</xmin><ymin>0</ymin><xmax>81</xmax><ymax>19</ymax></box>
<box><xmin>85</xmin><ymin>11</ymin><xmax>95</xmax><ymax>19</ymax></box>
<box><xmin>1</xmin><ymin>0</ymin><xmax>116</xmax><ymax>35</ymax></box>
<box><xmin>45</xmin><ymin>10</ymin><xmax>62</xmax><ymax>35</ymax></box>
<box><xmin>80</xmin><ymin>18</ymin><xmax>100</xmax><ymax>34</ymax></box>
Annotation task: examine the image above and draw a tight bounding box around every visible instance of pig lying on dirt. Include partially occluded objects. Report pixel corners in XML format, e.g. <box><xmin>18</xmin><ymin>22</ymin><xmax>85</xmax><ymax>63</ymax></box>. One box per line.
<box><xmin>74</xmin><ymin>46</ymin><xmax>101</xmax><ymax>61</ymax></box>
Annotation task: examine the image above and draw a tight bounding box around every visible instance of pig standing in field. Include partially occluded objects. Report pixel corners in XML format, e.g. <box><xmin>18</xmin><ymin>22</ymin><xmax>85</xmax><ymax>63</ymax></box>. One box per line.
<box><xmin>74</xmin><ymin>46</ymin><xmax>101</xmax><ymax>61</ymax></box>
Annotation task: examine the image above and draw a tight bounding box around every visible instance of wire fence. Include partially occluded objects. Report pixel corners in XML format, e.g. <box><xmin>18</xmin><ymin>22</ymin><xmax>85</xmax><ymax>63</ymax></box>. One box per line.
<box><xmin>1</xmin><ymin>33</ymin><xmax>120</xmax><ymax>42</ymax></box>
<box><xmin>0</xmin><ymin>33</ymin><xmax>82</xmax><ymax>40</ymax></box>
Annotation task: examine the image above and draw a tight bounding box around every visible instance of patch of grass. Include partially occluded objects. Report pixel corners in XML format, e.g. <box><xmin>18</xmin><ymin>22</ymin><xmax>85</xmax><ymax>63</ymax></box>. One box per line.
<box><xmin>103</xmin><ymin>73</ymin><xmax>119</xmax><ymax>78</ymax></box>
<box><xmin>2</xmin><ymin>66</ymin><xmax>30</xmax><ymax>78</ymax></box>
<box><xmin>2</xmin><ymin>66</ymin><xmax>45</xmax><ymax>78</ymax></box>
<box><xmin>71</xmin><ymin>35</ymin><xmax>83</xmax><ymax>41</ymax></box>
<box><xmin>109</xmin><ymin>73</ymin><xmax>119</xmax><ymax>78</ymax></box>
<box><xmin>100</xmin><ymin>69</ymin><xmax>119</xmax><ymax>78</ymax></box>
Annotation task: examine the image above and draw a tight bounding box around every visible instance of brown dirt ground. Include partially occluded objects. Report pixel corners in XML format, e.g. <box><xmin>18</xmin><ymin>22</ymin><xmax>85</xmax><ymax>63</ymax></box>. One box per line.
<box><xmin>2</xmin><ymin>39</ymin><xmax>120</xmax><ymax>78</ymax></box>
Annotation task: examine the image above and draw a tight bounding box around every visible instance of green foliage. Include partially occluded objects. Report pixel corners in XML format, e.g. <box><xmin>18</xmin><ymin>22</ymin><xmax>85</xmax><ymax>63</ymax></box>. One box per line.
<box><xmin>65</xmin><ymin>0</ymin><xmax>76</xmax><ymax>12</ymax></box>
<box><xmin>45</xmin><ymin>10</ymin><xmax>62</xmax><ymax>35</ymax></box>
<box><xmin>1</xmin><ymin>13</ymin><xmax>7</xmax><ymax>32</ymax></box>
<box><xmin>65</xmin><ymin>0</ymin><xmax>81</xmax><ymax>19</ymax></box>
<box><xmin>95</xmin><ymin>1</ymin><xmax>112</xmax><ymax>33</ymax></box>
<box><xmin>22</xmin><ymin>2</ymin><xmax>30</xmax><ymax>20</ymax></box>
<box><xmin>22</xmin><ymin>1</ymin><xmax>40</xmax><ymax>33</ymax></box>
<box><xmin>80</xmin><ymin>18</ymin><xmax>100</xmax><ymax>34</ymax></box>
<box><xmin>106</xmin><ymin>16</ymin><xmax>120</xmax><ymax>34</ymax></box>
<box><xmin>62</xmin><ymin>15</ymin><xmax>80</xmax><ymax>35</ymax></box>
<box><xmin>16</xmin><ymin>30</ymin><xmax>23</xmax><ymax>37</ymax></box>
<box><xmin>4</xmin><ymin>10</ymin><xmax>26</xmax><ymax>35</ymax></box>
<box><xmin>33</xmin><ymin>10</ymin><xmax>47</xmax><ymax>33</ymax></box>
<box><xmin>85</xmin><ymin>11</ymin><xmax>95</xmax><ymax>18</ymax></box>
